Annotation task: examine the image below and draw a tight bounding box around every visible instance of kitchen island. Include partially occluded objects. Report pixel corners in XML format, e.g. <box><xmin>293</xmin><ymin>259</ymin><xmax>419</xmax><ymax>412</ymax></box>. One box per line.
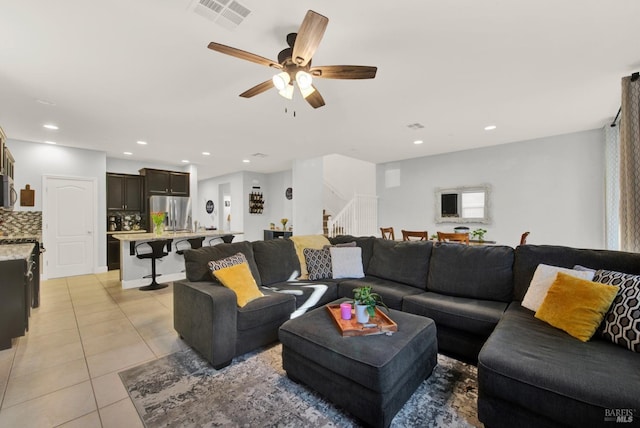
<box><xmin>113</xmin><ymin>230</ymin><xmax>241</xmax><ymax>289</ymax></box>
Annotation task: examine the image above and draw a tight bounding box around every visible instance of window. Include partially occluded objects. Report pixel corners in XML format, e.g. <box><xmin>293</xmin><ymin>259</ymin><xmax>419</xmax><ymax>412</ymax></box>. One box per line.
<box><xmin>435</xmin><ymin>185</ymin><xmax>491</xmax><ymax>224</ymax></box>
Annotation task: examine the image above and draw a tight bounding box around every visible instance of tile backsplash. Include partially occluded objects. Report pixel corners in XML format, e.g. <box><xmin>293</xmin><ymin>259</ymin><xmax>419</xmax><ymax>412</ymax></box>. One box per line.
<box><xmin>0</xmin><ymin>209</ymin><xmax>42</xmax><ymax>235</ymax></box>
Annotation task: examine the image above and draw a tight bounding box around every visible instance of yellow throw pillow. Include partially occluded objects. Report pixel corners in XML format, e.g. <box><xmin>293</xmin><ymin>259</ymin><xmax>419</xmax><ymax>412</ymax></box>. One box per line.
<box><xmin>212</xmin><ymin>261</ymin><xmax>264</xmax><ymax>307</ymax></box>
<box><xmin>535</xmin><ymin>272</ymin><xmax>618</xmax><ymax>342</ymax></box>
<box><xmin>290</xmin><ymin>235</ymin><xmax>331</xmax><ymax>279</ymax></box>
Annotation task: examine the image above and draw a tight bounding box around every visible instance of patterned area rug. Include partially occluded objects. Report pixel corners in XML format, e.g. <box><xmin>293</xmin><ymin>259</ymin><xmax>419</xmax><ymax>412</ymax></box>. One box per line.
<box><xmin>119</xmin><ymin>344</ymin><xmax>481</xmax><ymax>427</ymax></box>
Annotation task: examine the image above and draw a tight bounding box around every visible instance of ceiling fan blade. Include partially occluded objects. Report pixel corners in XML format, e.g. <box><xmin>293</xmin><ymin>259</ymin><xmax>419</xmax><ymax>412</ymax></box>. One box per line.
<box><xmin>292</xmin><ymin>10</ymin><xmax>329</xmax><ymax>67</ymax></box>
<box><xmin>240</xmin><ymin>80</ymin><xmax>275</xmax><ymax>98</ymax></box>
<box><xmin>310</xmin><ymin>65</ymin><xmax>377</xmax><ymax>79</ymax></box>
<box><xmin>304</xmin><ymin>85</ymin><xmax>325</xmax><ymax>109</ymax></box>
<box><xmin>208</xmin><ymin>42</ymin><xmax>282</xmax><ymax>69</ymax></box>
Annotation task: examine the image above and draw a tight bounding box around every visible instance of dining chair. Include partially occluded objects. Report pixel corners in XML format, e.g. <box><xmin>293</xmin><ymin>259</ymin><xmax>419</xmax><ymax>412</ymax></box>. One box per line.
<box><xmin>401</xmin><ymin>230</ymin><xmax>429</xmax><ymax>241</ymax></box>
<box><xmin>380</xmin><ymin>227</ymin><xmax>395</xmax><ymax>240</ymax></box>
<box><xmin>437</xmin><ymin>232</ymin><xmax>469</xmax><ymax>245</ymax></box>
<box><xmin>520</xmin><ymin>231</ymin><xmax>530</xmax><ymax>246</ymax></box>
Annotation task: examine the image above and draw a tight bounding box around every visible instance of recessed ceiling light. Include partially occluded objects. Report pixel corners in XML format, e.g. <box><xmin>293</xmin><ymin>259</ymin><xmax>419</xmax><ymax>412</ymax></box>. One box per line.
<box><xmin>484</xmin><ymin>125</ymin><xmax>497</xmax><ymax>131</ymax></box>
<box><xmin>413</xmin><ymin>140</ymin><xmax>424</xmax><ymax>145</ymax></box>
<box><xmin>136</xmin><ymin>140</ymin><xmax>147</xmax><ymax>145</ymax></box>
<box><xmin>36</xmin><ymin>99</ymin><xmax>56</xmax><ymax>106</ymax></box>
<box><xmin>202</xmin><ymin>152</ymin><xmax>210</xmax><ymax>156</ymax></box>
<box><xmin>242</xmin><ymin>159</ymin><xmax>250</xmax><ymax>163</ymax></box>
<box><xmin>43</xmin><ymin>124</ymin><xmax>59</xmax><ymax>130</ymax></box>
<box><xmin>44</xmin><ymin>141</ymin><xmax>57</xmax><ymax>145</ymax></box>
<box><xmin>123</xmin><ymin>152</ymin><xmax>132</xmax><ymax>155</ymax></box>
<box><xmin>181</xmin><ymin>160</ymin><xmax>189</xmax><ymax>163</ymax></box>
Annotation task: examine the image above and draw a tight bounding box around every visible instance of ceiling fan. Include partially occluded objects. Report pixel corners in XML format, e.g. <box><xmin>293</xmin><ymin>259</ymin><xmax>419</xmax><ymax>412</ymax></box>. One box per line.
<box><xmin>207</xmin><ymin>10</ymin><xmax>377</xmax><ymax>109</ymax></box>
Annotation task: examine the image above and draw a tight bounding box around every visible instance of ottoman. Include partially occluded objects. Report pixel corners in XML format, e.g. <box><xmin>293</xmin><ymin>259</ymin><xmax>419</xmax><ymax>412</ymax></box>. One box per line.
<box><xmin>278</xmin><ymin>299</ymin><xmax>438</xmax><ymax>428</ymax></box>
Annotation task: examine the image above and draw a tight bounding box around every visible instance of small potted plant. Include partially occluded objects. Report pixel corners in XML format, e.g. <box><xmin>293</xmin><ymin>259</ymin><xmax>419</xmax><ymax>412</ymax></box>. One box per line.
<box><xmin>353</xmin><ymin>286</ymin><xmax>388</xmax><ymax>324</ymax></box>
<box><xmin>471</xmin><ymin>228</ymin><xmax>487</xmax><ymax>242</ymax></box>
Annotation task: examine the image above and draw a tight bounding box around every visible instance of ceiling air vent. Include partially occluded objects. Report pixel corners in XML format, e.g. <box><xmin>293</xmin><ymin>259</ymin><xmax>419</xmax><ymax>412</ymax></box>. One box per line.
<box><xmin>407</xmin><ymin>123</ymin><xmax>425</xmax><ymax>130</ymax></box>
<box><xmin>191</xmin><ymin>0</ymin><xmax>251</xmax><ymax>30</ymax></box>
<box><xmin>251</xmin><ymin>153</ymin><xmax>267</xmax><ymax>158</ymax></box>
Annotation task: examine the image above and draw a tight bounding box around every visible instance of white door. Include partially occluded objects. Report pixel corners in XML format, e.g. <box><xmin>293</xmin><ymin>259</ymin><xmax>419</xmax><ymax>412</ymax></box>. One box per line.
<box><xmin>44</xmin><ymin>177</ymin><xmax>95</xmax><ymax>278</ymax></box>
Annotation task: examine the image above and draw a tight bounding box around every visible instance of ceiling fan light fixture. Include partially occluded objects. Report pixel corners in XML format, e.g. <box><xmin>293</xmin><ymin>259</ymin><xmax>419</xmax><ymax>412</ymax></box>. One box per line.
<box><xmin>279</xmin><ymin>84</ymin><xmax>294</xmax><ymax>100</ymax></box>
<box><xmin>272</xmin><ymin>72</ymin><xmax>290</xmax><ymax>90</ymax></box>
<box><xmin>299</xmin><ymin>84</ymin><xmax>316</xmax><ymax>99</ymax></box>
<box><xmin>295</xmin><ymin>71</ymin><xmax>313</xmax><ymax>90</ymax></box>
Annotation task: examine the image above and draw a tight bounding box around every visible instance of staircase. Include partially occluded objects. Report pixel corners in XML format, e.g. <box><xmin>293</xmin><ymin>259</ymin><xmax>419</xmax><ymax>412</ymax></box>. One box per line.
<box><xmin>326</xmin><ymin>194</ymin><xmax>378</xmax><ymax>237</ymax></box>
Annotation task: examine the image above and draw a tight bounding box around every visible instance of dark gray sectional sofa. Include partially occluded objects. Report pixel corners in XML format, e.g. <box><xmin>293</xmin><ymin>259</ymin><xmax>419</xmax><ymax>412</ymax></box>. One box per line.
<box><xmin>173</xmin><ymin>235</ymin><xmax>640</xmax><ymax>427</ymax></box>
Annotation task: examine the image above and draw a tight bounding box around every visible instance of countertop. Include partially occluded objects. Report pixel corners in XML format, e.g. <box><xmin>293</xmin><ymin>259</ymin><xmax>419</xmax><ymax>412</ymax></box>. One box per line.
<box><xmin>112</xmin><ymin>230</ymin><xmax>242</xmax><ymax>242</ymax></box>
<box><xmin>0</xmin><ymin>233</ymin><xmax>42</xmax><ymax>242</ymax></box>
<box><xmin>107</xmin><ymin>230</ymin><xmax>148</xmax><ymax>235</ymax></box>
<box><xmin>0</xmin><ymin>243</ymin><xmax>36</xmax><ymax>261</ymax></box>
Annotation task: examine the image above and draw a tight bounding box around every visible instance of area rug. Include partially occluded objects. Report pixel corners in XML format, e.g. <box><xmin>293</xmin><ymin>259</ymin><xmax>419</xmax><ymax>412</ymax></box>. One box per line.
<box><xmin>119</xmin><ymin>344</ymin><xmax>481</xmax><ymax>427</ymax></box>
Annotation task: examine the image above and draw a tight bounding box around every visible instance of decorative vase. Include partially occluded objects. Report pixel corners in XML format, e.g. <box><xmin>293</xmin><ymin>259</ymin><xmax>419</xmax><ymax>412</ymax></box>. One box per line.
<box><xmin>154</xmin><ymin>223</ymin><xmax>164</xmax><ymax>236</ymax></box>
<box><xmin>355</xmin><ymin>304</ymin><xmax>370</xmax><ymax>324</ymax></box>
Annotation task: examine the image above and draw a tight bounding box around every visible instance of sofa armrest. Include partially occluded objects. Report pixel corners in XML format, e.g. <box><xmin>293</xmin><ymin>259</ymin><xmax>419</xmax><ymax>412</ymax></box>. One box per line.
<box><xmin>173</xmin><ymin>280</ymin><xmax>237</xmax><ymax>368</ymax></box>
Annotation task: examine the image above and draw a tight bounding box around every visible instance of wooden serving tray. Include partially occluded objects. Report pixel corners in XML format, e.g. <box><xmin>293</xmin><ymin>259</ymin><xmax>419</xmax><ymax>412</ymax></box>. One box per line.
<box><xmin>326</xmin><ymin>304</ymin><xmax>398</xmax><ymax>337</ymax></box>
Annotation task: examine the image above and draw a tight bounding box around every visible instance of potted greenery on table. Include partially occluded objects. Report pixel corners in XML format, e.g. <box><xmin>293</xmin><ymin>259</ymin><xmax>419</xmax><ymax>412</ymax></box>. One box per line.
<box><xmin>353</xmin><ymin>286</ymin><xmax>389</xmax><ymax>324</ymax></box>
<box><xmin>471</xmin><ymin>228</ymin><xmax>487</xmax><ymax>242</ymax></box>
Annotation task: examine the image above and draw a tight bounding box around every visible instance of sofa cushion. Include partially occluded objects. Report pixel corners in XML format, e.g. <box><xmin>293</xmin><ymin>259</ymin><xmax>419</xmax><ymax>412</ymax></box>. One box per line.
<box><xmin>367</xmin><ymin>240</ymin><xmax>432</xmax><ymax>289</ymax></box>
<box><xmin>329</xmin><ymin>235</ymin><xmax>376</xmax><ymax>272</ymax></box>
<box><xmin>338</xmin><ymin>276</ymin><xmax>425</xmax><ymax>310</ymax></box>
<box><xmin>513</xmin><ymin>245</ymin><xmax>640</xmax><ymax>302</ymax></box>
<box><xmin>330</xmin><ymin>246</ymin><xmax>365</xmax><ymax>279</ymax></box>
<box><xmin>184</xmin><ymin>241</ymin><xmax>261</xmax><ymax>284</ymax></box>
<box><xmin>252</xmin><ymin>238</ymin><xmax>300</xmax><ymax>285</ymax></box>
<box><xmin>593</xmin><ymin>269</ymin><xmax>640</xmax><ymax>352</ymax></box>
<box><xmin>478</xmin><ymin>303</ymin><xmax>640</xmax><ymax>426</ymax></box>
<box><xmin>403</xmin><ymin>292</ymin><xmax>507</xmax><ymax>337</ymax></box>
<box><xmin>427</xmin><ymin>244</ymin><xmax>514</xmax><ymax>302</ymax></box>
<box><xmin>290</xmin><ymin>235</ymin><xmax>331</xmax><ymax>279</ymax></box>
<box><xmin>236</xmin><ymin>290</ymin><xmax>296</xmax><ymax>331</ymax></box>
<box><xmin>521</xmin><ymin>264</ymin><xmax>595</xmax><ymax>312</ymax></box>
<box><xmin>534</xmin><ymin>272</ymin><xmax>618</xmax><ymax>342</ymax></box>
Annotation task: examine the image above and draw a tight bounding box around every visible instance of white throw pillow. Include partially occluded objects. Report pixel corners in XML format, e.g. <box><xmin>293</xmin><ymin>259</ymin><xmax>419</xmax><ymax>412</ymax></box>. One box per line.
<box><xmin>330</xmin><ymin>247</ymin><xmax>365</xmax><ymax>279</ymax></box>
<box><xmin>521</xmin><ymin>264</ymin><xmax>595</xmax><ymax>312</ymax></box>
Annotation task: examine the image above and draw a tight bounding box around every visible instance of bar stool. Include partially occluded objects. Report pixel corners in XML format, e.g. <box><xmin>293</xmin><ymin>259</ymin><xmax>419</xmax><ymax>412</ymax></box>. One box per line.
<box><xmin>208</xmin><ymin>235</ymin><xmax>235</xmax><ymax>246</ymax></box>
<box><xmin>135</xmin><ymin>240</ymin><xmax>170</xmax><ymax>291</ymax></box>
<box><xmin>175</xmin><ymin>237</ymin><xmax>205</xmax><ymax>255</ymax></box>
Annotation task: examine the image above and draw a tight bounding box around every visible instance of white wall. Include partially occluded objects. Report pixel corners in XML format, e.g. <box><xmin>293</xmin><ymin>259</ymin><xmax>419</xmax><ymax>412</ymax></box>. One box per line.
<box><xmin>377</xmin><ymin>129</ymin><xmax>605</xmax><ymax>249</ymax></box>
<box><xmin>265</xmin><ymin>170</ymin><xmax>293</xmax><ymax>229</ymax></box>
<box><xmin>197</xmin><ymin>171</ymin><xmax>242</xmax><ymax>234</ymax></box>
<box><xmin>293</xmin><ymin>157</ymin><xmax>324</xmax><ymax>235</ymax></box>
<box><xmin>7</xmin><ymin>139</ymin><xmax>108</xmax><ymax>267</ymax></box>
<box><xmin>323</xmin><ymin>154</ymin><xmax>376</xmax><ymax>217</ymax></box>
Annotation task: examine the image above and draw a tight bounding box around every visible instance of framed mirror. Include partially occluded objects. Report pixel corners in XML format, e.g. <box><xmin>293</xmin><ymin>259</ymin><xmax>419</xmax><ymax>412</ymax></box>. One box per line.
<box><xmin>435</xmin><ymin>184</ymin><xmax>491</xmax><ymax>224</ymax></box>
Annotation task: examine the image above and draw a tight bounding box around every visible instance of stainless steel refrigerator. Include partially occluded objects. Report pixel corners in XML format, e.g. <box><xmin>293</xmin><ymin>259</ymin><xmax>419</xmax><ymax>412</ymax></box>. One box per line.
<box><xmin>149</xmin><ymin>196</ymin><xmax>192</xmax><ymax>232</ymax></box>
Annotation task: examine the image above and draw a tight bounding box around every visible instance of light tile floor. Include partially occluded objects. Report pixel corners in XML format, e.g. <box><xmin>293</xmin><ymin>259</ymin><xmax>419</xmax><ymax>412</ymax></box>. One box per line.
<box><xmin>0</xmin><ymin>270</ymin><xmax>185</xmax><ymax>427</ymax></box>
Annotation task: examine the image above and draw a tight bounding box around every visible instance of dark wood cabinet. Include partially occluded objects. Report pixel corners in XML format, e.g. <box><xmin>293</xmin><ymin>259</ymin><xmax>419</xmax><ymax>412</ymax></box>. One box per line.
<box><xmin>140</xmin><ymin>168</ymin><xmax>189</xmax><ymax>196</ymax></box>
<box><xmin>0</xmin><ymin>259</ymin><xmax>28</xmax><ymax>350</ymax></box>
<box><xmin>107</xmin><ymin>235</ymin><xmax>120</xmax><ymax>270</ymax></box>
<box><xmin>107</xmin><ymin>173</ymin><xmax>142</xmax><ymax>211</ymax></box>
<box><xmin>264</xmin><ymin>230</ymin><xmax>292</xmax><ymax>240</ymax></box>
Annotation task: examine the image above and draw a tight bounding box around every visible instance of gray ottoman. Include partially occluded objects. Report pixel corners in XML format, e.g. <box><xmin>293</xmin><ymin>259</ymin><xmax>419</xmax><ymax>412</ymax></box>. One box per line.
<box><xmin>278</xmin><ymin>299</ymin><xmax>438</xmax><ymax>428</ymax></box>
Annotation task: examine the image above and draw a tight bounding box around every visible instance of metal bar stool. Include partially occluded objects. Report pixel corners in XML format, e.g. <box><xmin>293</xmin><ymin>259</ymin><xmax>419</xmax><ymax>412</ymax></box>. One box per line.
<box><xmin>175</xmin><ymin>237</ymin><xmax>205</xmax><ymax>255</ymax></box>
<box><xmin>135</xmin><ymin>240</ymin><xmax>170</xmax><ymax>291</ymax></box>
<box><xmin>208</xmin><ymin>234</ymin><xmax>235</xmax><ymax>246</ymax></box>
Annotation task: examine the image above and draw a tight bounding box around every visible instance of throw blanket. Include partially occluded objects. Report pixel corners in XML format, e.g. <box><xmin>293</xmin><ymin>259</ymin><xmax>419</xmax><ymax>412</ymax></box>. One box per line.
<box><xmin>263</xmin><ymin>271</ymin><xmax>329</xmax><ymax>318</ymax></box>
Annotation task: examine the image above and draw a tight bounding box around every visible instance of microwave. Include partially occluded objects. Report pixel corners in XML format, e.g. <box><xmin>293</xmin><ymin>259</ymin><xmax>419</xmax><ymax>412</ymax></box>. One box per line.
<box><xmin>1</xmin><ymin>175</ymin><xmax>17</xmax><ymax>209</ymax></box>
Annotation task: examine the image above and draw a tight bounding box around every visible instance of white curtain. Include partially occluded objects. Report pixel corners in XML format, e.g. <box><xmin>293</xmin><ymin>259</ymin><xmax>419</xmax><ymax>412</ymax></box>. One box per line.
<box><xmin>619</xmin><ymin>75</ymin><xmax>640</xmax><ymax>252</ymax></box>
